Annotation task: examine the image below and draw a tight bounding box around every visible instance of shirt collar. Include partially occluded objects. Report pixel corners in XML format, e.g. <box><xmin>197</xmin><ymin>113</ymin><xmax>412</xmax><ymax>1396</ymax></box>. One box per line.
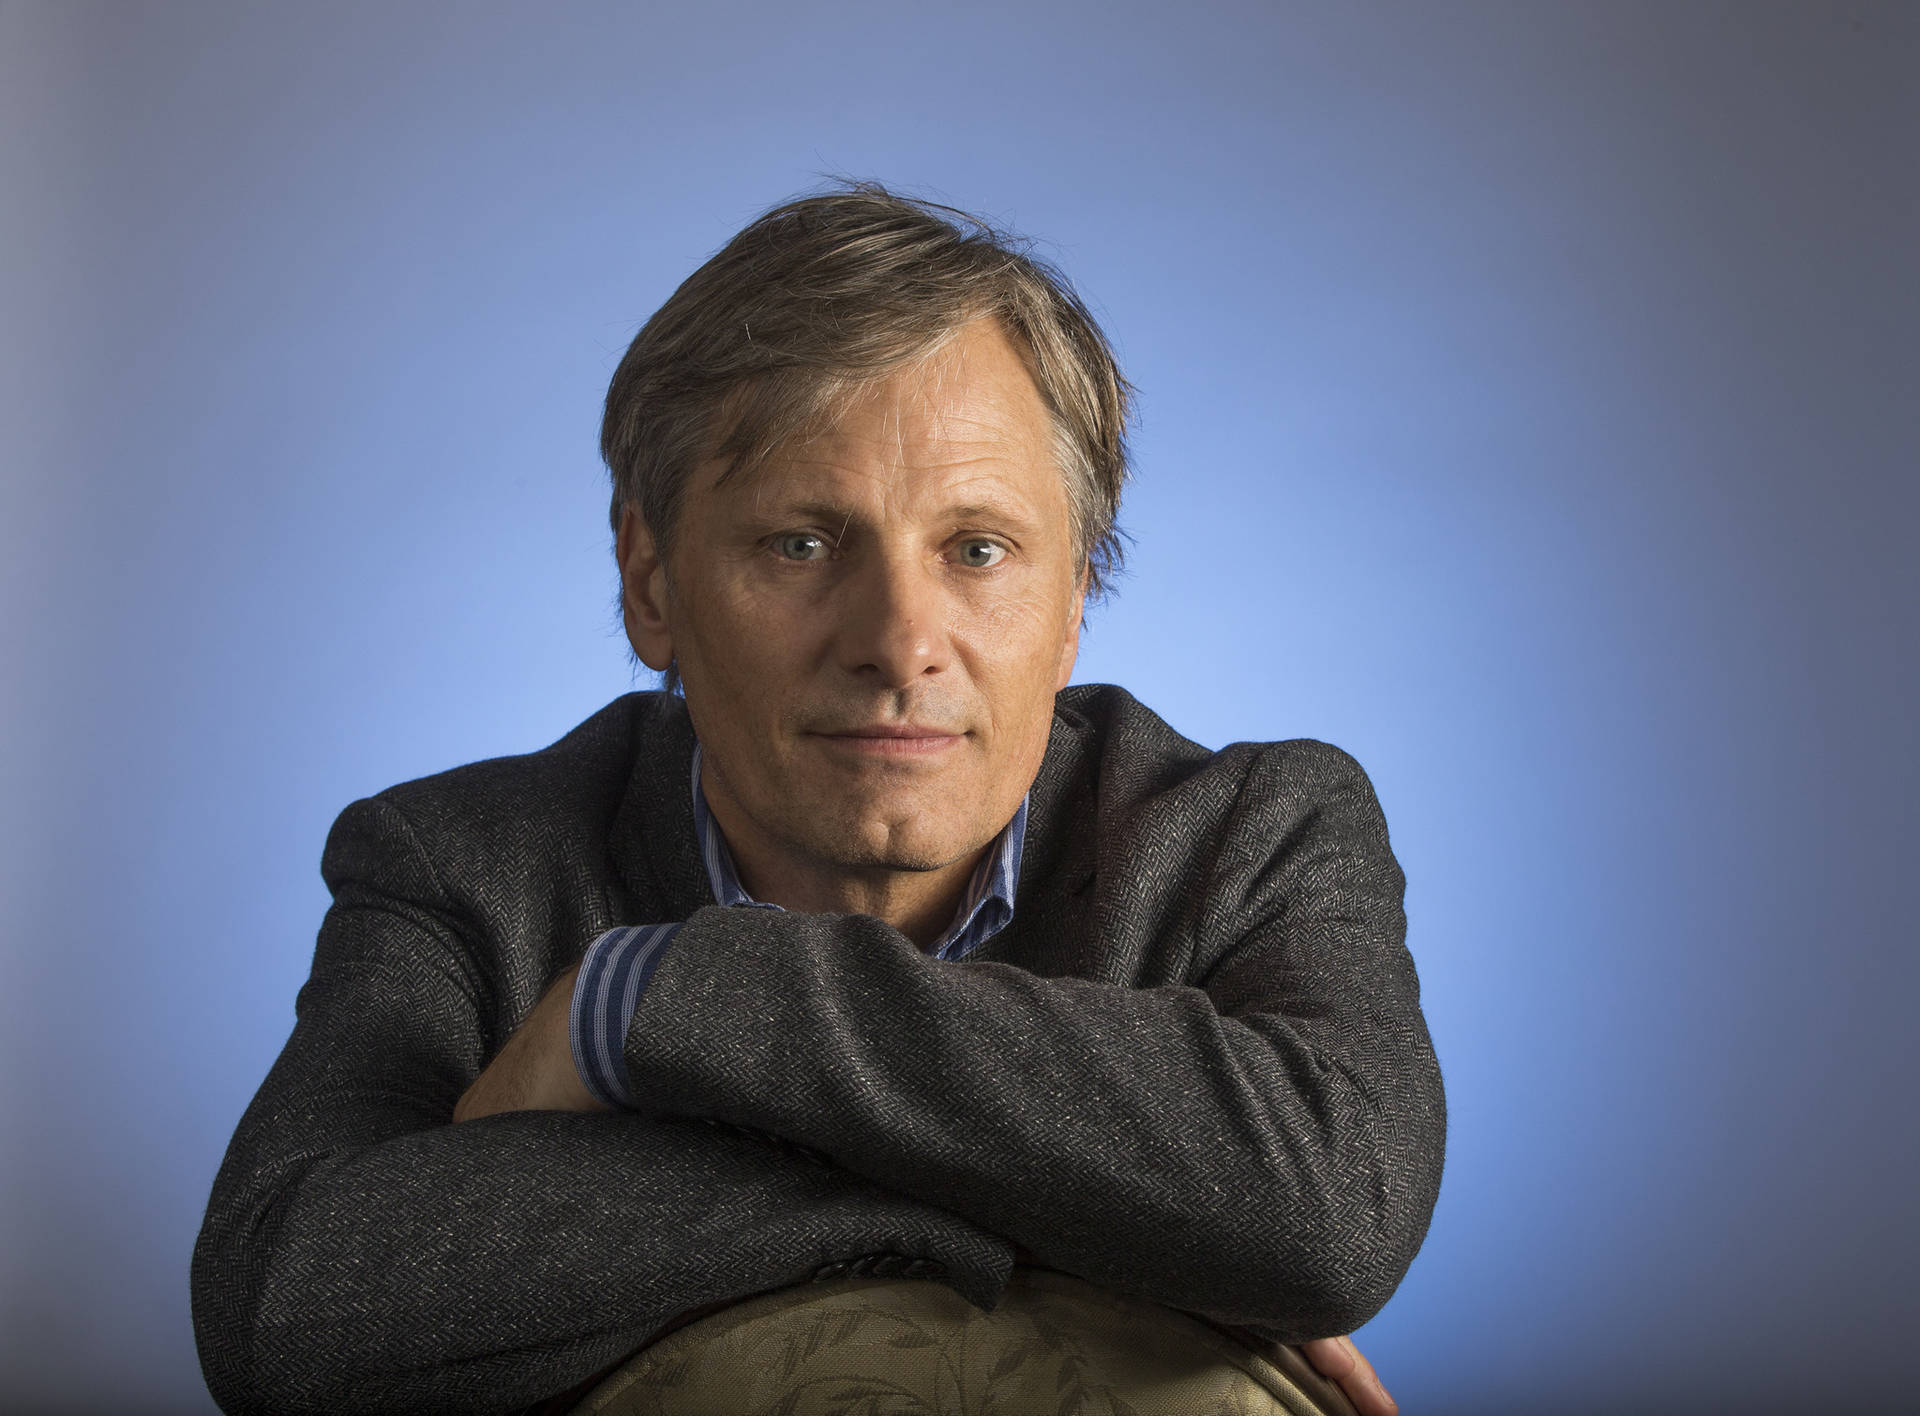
<box><xmin>689</xmin><ymin>742</ymin><xmax>1026</xmax><ymax>961</ymax></box>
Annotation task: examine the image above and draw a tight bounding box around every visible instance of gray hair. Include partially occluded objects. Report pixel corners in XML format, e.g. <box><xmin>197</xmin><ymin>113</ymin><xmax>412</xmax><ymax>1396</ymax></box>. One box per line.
<box><xmin>600</xmin><ymin>183</ymin><xmax>1134</xmax><ymax>669</ymax></box>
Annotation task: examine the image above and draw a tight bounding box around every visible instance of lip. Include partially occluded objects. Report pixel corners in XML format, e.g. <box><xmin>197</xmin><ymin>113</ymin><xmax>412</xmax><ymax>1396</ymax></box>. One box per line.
<box><xmin>810</xmin><ymin>725</ymin><xmax>966</xmax><ymax>757</ymax></box>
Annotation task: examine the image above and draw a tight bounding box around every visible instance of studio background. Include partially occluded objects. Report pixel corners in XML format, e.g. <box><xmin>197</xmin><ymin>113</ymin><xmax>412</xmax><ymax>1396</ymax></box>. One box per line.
<box><xmin>4</xmin><ymin>3</ymin><xmax>1914</xmax><ymax>1412</ymax></box>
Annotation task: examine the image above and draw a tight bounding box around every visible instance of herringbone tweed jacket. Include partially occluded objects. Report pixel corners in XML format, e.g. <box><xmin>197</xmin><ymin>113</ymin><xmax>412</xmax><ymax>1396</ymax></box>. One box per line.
<box><xmin>191</xmin><ymin>684</ymin><xmax>1446</xmax><ymax>1416</ymax></box>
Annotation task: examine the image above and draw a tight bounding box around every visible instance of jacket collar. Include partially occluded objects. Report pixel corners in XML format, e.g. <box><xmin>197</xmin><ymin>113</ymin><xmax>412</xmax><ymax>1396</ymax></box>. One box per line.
<box><xmin>989</xmin><ymin>694</ymin><xmax>1099</xmax><ymax>971</ymax></box>
<box><xmin>607</xmin><ymin>693</ymin><xmax>712</xmax><ymax>922</ymax></box>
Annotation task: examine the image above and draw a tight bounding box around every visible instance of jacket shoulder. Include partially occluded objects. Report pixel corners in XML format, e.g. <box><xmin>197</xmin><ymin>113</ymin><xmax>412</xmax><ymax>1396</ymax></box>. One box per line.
<box><xmin>1053</xmin><ymin>682</ymin><xmax>1373</xmax><ymax>818</ymax></box>
<box><xmin>319</xmin><ymin>692</ymin><xmax>672</xmax><ymax>899</ymax></box>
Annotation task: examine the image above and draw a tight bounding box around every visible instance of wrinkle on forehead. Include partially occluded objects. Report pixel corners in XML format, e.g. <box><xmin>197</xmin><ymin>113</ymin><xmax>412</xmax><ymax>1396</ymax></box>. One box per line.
<box><xmin>723</xmin><ymin>319</ymin><xmax>1059</xmax><ymax>516</ymax></box>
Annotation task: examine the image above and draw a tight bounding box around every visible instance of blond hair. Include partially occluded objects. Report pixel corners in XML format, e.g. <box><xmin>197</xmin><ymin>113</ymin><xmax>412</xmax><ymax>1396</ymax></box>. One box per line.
<box><xmin>601</xmin><ymin>183</ymin><xmax>1133</xmax><ymax>605</ymax></box>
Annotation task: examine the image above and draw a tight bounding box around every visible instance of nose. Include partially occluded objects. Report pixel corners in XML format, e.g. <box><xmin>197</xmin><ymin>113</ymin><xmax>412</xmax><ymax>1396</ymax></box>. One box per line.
<box><xmin>833</xmin><ymin>543</ymin><xmax>951</xmax><ymax>688</ymax></box>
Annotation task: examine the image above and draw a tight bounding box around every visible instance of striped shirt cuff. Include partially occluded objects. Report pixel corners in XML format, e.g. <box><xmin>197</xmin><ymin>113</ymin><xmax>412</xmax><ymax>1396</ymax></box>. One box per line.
<box><xmin>569</xmin><ymin>923</ymin><xmax>679</xmax><ymax>1109</ymax></box>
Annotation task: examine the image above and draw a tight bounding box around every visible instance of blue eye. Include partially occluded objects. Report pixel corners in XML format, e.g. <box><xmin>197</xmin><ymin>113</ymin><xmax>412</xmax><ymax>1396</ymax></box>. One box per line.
<box><xmin>955</xmin><ymin>539</ymin><xmax>1006</xmax><ymax>568</ymax></box>
<box><xmin>774</xmin><ymin>533</ymin><xmax>831</xmax><ymax>561</ymax></box>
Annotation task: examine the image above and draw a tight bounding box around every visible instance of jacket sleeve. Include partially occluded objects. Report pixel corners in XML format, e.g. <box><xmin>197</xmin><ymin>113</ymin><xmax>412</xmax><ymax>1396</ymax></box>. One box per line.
<box><xmin>190</xmin><ymin>797</ymin><xmax>1015</xmax><ymax>1416</ymax></box>
<box><xmin>617</xmin><ymin>741</ymin><xmax>1446</xmax><ymax>1342</ymax></box>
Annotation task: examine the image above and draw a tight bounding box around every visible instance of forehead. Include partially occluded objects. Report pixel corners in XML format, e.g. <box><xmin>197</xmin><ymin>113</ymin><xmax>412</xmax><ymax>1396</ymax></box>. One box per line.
<box><xmin>705</xmin><ymin>321</ymin><xmax>1067</xmax><ymax>518</ymax></box>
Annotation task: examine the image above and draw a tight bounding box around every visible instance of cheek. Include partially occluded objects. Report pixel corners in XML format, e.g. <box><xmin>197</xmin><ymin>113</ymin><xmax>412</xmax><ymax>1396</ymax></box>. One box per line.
<box><xmin>970</xmin><ymin>577</ymin><xmax>1077</xmax><ymax>665</ymax></box>
<box><xmin>962</xmin><ymin>587</ymin><xmax>1076</xmax><ymax>733</ymax></box>
<box><xmin>686</xmin><ymin>577</ymin><xmax>808</xmax><ymax>681</ymax></box>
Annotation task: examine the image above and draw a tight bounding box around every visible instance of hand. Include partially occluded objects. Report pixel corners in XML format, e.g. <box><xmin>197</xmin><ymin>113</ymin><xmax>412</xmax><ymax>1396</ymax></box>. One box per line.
<box><xmin>452</xmin><ymin>963</ymin><xmax>613</xmax><ymax>1122</ymax></box>
<box><xmin>1301</xmin><ymin>1334</ymin><xmax>1396</xmax><ymax>1416</ymax></box>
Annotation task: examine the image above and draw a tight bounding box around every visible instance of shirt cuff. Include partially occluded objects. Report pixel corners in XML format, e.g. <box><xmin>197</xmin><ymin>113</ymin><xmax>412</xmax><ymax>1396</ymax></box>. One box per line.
<box><xmin>569</xmin><ymin>923</ymin><xmax>679</xmax><ymax>1109</ymax></box>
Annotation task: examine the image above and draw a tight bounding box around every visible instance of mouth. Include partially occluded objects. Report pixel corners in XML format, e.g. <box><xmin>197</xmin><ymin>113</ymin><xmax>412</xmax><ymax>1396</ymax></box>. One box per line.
<box><xmin>808</xmin><ymin>724</ymin><xmax>967</xmax><ymax>758</ymax></box>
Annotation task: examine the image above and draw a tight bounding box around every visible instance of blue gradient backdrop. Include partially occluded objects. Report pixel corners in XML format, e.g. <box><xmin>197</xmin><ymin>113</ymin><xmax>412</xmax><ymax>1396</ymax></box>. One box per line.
<box><xmin>4</xmin><ymin>4</ymin><xmax>1915</xmax><ymax>1412</ymax></box>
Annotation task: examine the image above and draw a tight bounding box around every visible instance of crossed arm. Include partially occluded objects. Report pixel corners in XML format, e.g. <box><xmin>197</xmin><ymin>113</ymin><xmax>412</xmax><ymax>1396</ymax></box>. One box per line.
<box><xmin>194</xmin><ymin>745</ymin><xmax>1442</xmax><ymax>1415</ymax></box>
<box><xmin>457</xmin><ymin>959</ymin><xmax>1408</xmax><ymax>1416</ymax></box>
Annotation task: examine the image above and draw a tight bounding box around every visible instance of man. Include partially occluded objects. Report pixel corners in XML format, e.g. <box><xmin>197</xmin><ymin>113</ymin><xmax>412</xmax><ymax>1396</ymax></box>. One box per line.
<box><xmin>192</xmin><ymin>185</ymin><xmax>1445</xmax><ymax>1415</ymax></box>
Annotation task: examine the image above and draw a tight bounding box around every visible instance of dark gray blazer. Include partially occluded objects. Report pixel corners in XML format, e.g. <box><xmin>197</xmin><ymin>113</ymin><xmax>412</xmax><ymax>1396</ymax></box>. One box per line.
<box><xmin>191</xmin><ymin>684</ymin><xmax>1445</xmax><ymax>1415</ymax></box>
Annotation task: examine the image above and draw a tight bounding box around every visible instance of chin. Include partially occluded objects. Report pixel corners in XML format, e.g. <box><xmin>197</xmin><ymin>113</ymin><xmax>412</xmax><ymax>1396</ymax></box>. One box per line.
<box><xmin>820</xmin><ymin>836</ymin><xmax>958</xmax><ymax>875</ymax></box>
<box><xmin>799</xmin><ymin>811</ymin><xmax>971</xmax><ymax>875</ymax></box>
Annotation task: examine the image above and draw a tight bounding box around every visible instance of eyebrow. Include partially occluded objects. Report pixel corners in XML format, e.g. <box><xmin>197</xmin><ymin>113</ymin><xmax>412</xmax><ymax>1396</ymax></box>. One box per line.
<box><xmin>739</xmin><ymin>498</ymin><xmax>1042</xmax><ymax>533</ymax></box>
<box><xmin>942</xmin><ymin>502</ymin><xmax>1036</xmax><ymax>527</ymax></box>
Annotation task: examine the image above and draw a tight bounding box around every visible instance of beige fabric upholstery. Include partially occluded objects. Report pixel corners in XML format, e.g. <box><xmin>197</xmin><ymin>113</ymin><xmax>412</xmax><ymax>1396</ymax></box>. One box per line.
<box><xmin>572</xmin><ymin>1267</ymin><xmax>1358</xmax><ymax>1415</ymax></box>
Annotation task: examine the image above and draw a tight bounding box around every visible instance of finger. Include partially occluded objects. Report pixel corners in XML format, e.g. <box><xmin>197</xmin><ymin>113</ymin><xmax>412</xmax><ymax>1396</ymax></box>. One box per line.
<box><xmin>1302</xmin><ymin>1336</ymin><xmax>1395</xmax><ymax>1416</ymax></box>
<box><xmin>1333</xmin><ymin>1336</ymin><xmax>1396</xmax><ymax>1416</ymax></box>
<box><xmin>1301</xmin><ymin>1336</ymin><xmax>1354</xmax><ymax>1382</ymax></box>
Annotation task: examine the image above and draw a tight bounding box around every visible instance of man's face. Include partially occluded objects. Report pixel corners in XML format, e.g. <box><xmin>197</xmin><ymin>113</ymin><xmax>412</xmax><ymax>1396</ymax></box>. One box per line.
<box><xmin>621</xmin><ymin>318</ymin><xmax>1085</xmax><ymax>885</ymax></box>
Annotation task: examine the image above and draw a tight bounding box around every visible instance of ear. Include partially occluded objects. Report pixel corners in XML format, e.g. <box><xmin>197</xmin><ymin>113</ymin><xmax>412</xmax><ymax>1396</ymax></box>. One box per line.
<box><xmin>1053</xmin><ymin>568</ymin><xmax>1089</xmax><ymax>692</ymax></box>
<box><xmin>616</xmin><ymin>503</ymin><xmax>675</xmax><ymax>672</ymax></box>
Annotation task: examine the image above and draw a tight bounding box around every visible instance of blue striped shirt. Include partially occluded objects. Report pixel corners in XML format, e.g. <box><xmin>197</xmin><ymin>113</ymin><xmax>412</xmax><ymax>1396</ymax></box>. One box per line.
<box><xmin>570</xmin><ymin>743</ymin><xmax>1028</xmax><ymax>1108</ymax></box>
